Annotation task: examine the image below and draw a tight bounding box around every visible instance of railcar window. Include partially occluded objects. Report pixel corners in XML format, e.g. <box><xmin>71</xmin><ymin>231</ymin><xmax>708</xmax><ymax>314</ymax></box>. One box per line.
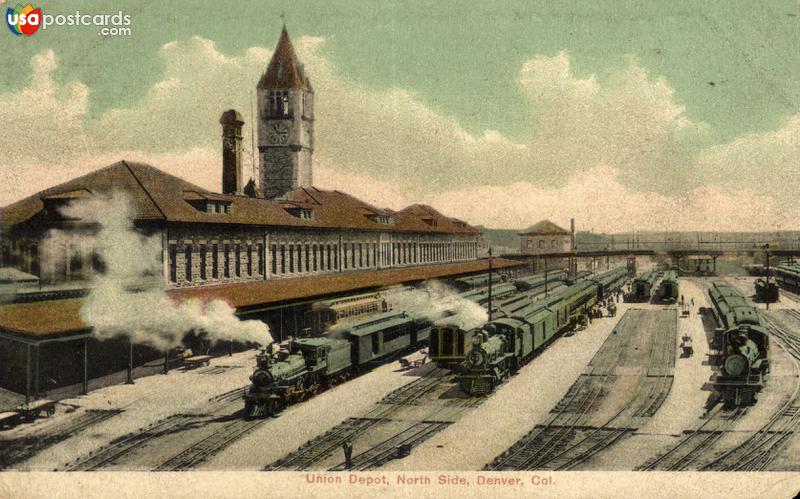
<box><xmin>372</xmin><ymin>334</ymin><xmax>380</xmax><ymax>355</ymax></box>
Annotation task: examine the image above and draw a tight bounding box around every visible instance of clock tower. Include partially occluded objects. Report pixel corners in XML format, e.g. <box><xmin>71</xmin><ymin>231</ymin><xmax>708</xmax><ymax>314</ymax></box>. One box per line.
<box><xmin>257</xmin><ymin>26</ymin><xmax>314</xmax><ymax>199</ymax></box>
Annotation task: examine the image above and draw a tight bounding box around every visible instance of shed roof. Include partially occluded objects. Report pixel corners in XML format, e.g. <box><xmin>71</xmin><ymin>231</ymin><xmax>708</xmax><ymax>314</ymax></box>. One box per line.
<box><xmin>0</xmin><ymin>258</ymin><xmax>522</xmax><ymax>338</ymax></box>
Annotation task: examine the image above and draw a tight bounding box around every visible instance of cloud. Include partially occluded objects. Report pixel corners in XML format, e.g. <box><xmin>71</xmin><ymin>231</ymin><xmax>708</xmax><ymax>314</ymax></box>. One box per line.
<box><xmin>428</xmin><ymin>165</ymin><xmax>800</xmax><ymax>232</ymax></box>
<box><xmin>0</xmin><ymin>37</ymin><xmax>797</xmax><ymax>232</ymax></box>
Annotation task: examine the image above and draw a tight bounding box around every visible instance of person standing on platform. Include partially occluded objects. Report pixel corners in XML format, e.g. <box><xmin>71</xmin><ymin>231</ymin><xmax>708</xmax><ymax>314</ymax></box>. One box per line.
<box><xmin>343</xmin><ymin>441</ymin><xmax>353</xmax><ymax>470</ymax></box>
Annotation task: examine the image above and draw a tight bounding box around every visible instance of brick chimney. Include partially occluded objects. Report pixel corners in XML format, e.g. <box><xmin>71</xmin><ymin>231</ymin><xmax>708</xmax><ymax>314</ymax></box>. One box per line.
<box><xmin>220</xmin><ymin>109</ymin><xmax>244</xmax><ymax>195</ymax></box>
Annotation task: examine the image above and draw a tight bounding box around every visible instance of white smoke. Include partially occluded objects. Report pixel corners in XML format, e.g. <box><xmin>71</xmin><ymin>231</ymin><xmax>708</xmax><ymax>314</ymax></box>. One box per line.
<box><xmin>386</xmin><ymin>280</ymin><xmax>488</xmax><ymax>330</ymax></box>
<box><xmin>60</xmin><ymin>191</ymin><xmax>272</xmax><ymax>350</ymax></box>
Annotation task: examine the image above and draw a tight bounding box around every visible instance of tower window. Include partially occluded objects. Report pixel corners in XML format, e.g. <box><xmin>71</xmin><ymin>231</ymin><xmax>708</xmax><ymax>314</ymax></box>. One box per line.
<box><xmin>282</xmin><ymin>92</ymin><xmax>290</xmax><ymax>115</ymax></box>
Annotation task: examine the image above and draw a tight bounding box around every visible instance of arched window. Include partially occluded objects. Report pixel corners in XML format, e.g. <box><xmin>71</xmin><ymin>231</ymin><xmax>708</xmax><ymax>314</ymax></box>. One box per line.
<box><xmin>281</xmin><ymin>92</ymin><xmax>290</xmax><ymax>115</ymax></box>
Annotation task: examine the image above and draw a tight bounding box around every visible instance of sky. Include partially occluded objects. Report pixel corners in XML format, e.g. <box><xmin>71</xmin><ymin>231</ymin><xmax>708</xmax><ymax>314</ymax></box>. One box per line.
<box><xmin>0</xmin><ymin>0</ymin><xmax>798</xmax><ymax>232</ymax></box>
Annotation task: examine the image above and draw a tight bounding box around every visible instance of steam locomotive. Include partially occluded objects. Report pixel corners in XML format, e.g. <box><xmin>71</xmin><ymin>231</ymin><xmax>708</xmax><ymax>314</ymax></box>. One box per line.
<box><xmin>708</xmin><ymin>281</ymin><xmax>770</xmax><ymax>406</ymax></box>
<box><xmin>430</xmin><ymin>268</ymin><xmax>627</xmax><ymax>395</ymax></box>
<box><xmin>244</xmin><ymin>309</ymin><xmax>433</xmax><ymax>417</ymax></box>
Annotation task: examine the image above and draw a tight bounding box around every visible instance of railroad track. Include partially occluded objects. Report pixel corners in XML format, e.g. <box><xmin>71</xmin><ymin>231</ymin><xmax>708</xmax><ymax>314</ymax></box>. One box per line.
<box><xmin>780</xmin><ymin>288</ymin><xmax>800</xmax><ymax>304</ymax></box>
<box><xmin>327</xmin><ymin>421</ymin><xmax>451</xmax><ymax>471</ymax></box>
<box><xmin>199</xmin><ymin>365</ymin><xmax>242</xmax><ymax>376</ymax></box>
<box><xmin>1</xmin><ymin>409</ymin><xmax>122</xmax><ymax>469</ymax></box>
<box><xmin>63</xmin><ymin>413</ymin><xmax>199</xmax><ymax>471</ymax></box>
<box><xmin>699</xmin><ymin>316</ymin><xmax>800</xmax><ymax>471</ymax></box>
<box><xmin>637</xmin><ymin>406</ymin><xmax>745</xmax><ymax>471</ymax></box>
<box><xmin>265</xmin><ymin>368</ymin><xmax>455</xmax><ymax>471</ymax></box>
<box><xmin>207</xmin><ymin>386</ymin><xmax>248</xmax><ymax>404</ymax></box>
<box><xmin>153</xmin><ymin>418</ymin><xmax>263</xmax><ymax>471</ymax></box>
<box><xmin>488</xmin><ymin>310</ymin><xmax>676</xmax><ymax>471</ymax></box>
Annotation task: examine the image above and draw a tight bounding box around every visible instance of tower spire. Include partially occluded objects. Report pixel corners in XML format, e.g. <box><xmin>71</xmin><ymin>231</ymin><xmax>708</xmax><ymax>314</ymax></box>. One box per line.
<box><xmin>258</xmin><ymin>24</ymin><xmax>305</xmax><ymax>90</ymax></box>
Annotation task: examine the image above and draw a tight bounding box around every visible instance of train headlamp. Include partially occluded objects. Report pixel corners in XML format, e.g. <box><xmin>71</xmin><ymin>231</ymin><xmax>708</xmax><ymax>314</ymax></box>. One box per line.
<box><xmin>723</xmin><ymin>354</ymin><xmax>748</xmax><ymax>376</ymax></box>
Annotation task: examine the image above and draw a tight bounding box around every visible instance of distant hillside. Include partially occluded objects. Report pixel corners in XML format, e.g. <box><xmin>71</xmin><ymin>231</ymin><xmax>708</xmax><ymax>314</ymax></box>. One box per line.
<box><xmin>478</xmin><ymin>227</ymin><xmax>800</xmax><ymax>254</ymax></box>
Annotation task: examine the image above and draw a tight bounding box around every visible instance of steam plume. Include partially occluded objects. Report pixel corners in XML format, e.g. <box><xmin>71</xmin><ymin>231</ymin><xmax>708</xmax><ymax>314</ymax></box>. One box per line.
<box><xmin>386</xmin><ymin>281</ymin><xmax>488</xmax><ymax>330</ymax></box>
<box><xmin>60</xmin><ymin>191</ymin><xmax>272</xmax><ymax>350</ymax></box>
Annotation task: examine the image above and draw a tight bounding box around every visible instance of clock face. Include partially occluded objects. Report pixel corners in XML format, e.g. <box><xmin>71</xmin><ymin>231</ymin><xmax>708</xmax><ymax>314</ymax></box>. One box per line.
<box><xmin>269</xmin><ymin>123</ymin><xmax>289</xmax><ymax>145</ymax></box>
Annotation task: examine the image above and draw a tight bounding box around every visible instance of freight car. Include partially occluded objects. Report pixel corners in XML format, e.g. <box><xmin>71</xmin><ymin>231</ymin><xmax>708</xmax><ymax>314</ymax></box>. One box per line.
<box><xmin>708</xmin><ymin>281</ymin><xmax>770</xmax><ymax>406</ymax></box>
<box><xmin>628</xmin><ymin>271</ymin><xmax>658</xmax><ymax>302</ymax></box>
<box><xmin>774</xmin><ymin>263</ymin><xmax>800</xmax><ymax>290</ymax></box>
<box><xmin>460</xmin><ymin>282</ymin><xmax>518</xmax><ymax>307</ymax></box>
<box><xmin>592</xmin><ymin>267</ymin><xmax>628</xmax><ymax>301</ymax></box>
<box><xmin>566</xmin><ymin>270</ymin><xmax>593</xmax><ymax>285</ymax></box>
<box><xmin>458</xmin><ymin>279</ymin><xmax>600</xmax><ymax>394</ymax></box>
<box><xmin>658</xmin><ymin>271</ymin><xmax>679</xmax><ymax>303</ymax></box>
<box><xmin>451</xmin><ymin>272</ymin><xmax>508</xmax><ymax>292</ymax></box>
<box><xmin>244</xmin><ymin>310</ymin><xmax>430</xmax><ymax>417</ymax></box>
<box><xmin>513</xmin><ymin>270</ymin><xmax>568</xmax><ymax>292</ymax></box>
<box><xmin>304</xmin><ymin>291</ymin><xmax>389</xmax><ymax>336</ymax></box>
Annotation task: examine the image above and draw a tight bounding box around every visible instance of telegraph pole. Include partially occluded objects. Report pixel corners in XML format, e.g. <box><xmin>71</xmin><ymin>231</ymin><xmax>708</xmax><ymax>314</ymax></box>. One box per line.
<box><xmin>765</xmin><ymin>244</ymin><xmax>771</xmax><ymax>310</ymax></box>
<box><xmin>487</xmin><ymin>247</ymin><xmax>494</xmax><ymax>321</ymax></box>
<box><xmin>544</xmin><ymin>257</ymin><xmax>549</xmax><ymax>296</ymax></box>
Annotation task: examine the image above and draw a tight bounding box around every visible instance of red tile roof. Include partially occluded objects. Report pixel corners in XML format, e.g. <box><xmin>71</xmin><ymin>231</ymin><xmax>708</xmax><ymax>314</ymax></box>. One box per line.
<box><xmin>0</xmin><ymin>258</ymin><xmax>522</xmax><ymax>337</ymax></box>
<box><xmin>1</xmin><ymin>161</ymin><xmax>479</xmax><ymax>235</ymax></box>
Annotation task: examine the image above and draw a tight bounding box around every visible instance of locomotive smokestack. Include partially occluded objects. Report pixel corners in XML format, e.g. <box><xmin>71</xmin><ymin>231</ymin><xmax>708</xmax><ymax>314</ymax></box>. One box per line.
<box><xmin>220</xmin><ymin>109</ymin><xmax>245</xmax><ymax>195</ymax></box>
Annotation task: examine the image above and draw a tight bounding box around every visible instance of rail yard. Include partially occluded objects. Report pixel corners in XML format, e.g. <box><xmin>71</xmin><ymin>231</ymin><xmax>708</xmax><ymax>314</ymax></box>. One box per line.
<box><xmin>2</xmin><ymin>258</ymin><xmax>800</xmax><ymax>475</ymax></box>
